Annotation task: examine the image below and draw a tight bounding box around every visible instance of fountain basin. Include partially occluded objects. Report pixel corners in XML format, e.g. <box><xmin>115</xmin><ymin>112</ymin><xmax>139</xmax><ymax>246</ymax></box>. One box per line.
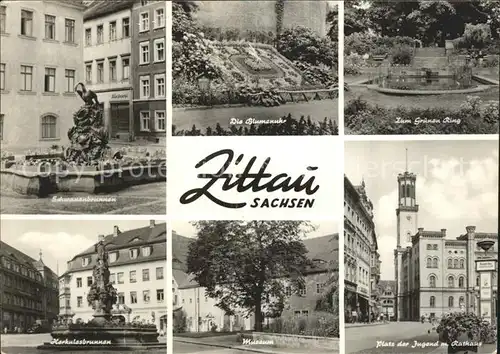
<box><xmin>37</xmin><ymin>326</ymin><xmax>162</xmax><ymax>351</ymax></box>
<box><xmin>0</xmin><ymin>161</ymin><xmax>166</xmax><ymax>197</ymax></box>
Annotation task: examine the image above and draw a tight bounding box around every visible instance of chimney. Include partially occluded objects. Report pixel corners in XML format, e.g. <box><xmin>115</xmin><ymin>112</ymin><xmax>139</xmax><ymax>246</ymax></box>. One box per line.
<box><xmin>466</xmin><ymin>225</ymin><xmax>476</xmax><ymax>234</ymax></box>
<box><xmin>113</xmin><ymin>226</ymin><xmax>121</xmax><ymax>237</ymax></box>
<box><xmin>150</xmin><ymin>220</ymin><xmax>155</xmax><ymax>228</ymax></box>
<box><xmin>441</xmin><ymin>229</ymin><xmax>446</xmax><ymax>237</ymax></box>
<box><xmin>418</xmin><ymin>228</ymin><xmax>424</xmax><ymax>233</ymax></box>
<box><xmin>98</xmin><ymin>234</ymin><xmax>105</xmax><ymax>242</ymax></box>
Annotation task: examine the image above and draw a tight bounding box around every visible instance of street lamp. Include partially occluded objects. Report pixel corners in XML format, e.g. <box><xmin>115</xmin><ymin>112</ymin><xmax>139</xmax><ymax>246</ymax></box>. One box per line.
<box><xmin>475</xmin><ymin>240</ymin><xmax>497</xmax><ymax>325</ymax></box>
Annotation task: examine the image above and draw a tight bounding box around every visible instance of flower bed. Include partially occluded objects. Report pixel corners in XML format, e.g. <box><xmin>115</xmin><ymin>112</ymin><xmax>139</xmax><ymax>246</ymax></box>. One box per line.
<box><xmin>265</xmin><ymin>312</ymin><xmax>339</xmax><ymax>338</ymax></box>
<box><xmin>345</xmin><ymin>96</ymin><xmax>499</xmax><ymax>134</ymax></box>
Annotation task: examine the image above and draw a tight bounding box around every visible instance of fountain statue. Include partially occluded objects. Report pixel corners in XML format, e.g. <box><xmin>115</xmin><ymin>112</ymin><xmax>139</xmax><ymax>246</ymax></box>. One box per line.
<box><xmin>65</xmin><ymin>83</ymin><xmax>110</xmax><ymax>164</ymax></box>
<box><xmin>38</xmin><ymin>237</ymin><xmax>161</xmax><ymax>351</ymax></box>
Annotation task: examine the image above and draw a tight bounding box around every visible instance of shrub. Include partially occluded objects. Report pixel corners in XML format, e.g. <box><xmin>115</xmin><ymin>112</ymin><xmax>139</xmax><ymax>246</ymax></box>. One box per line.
<box><xmin>437</xmin><ymin>312</ymin><xmax>496</xmax><ymax>345</ymax></box>
<box><xmin>345</xmin><ymin>96</ymin><xmax>499</xmax><ymax>135</ymax></box>
<box><xmin>268</xmin><ymin>312</ymin><xmax>339</xmax><ymax>338</ymax></box>
<box><xmin>390</xmin><ymin>45</ymin><xmax>413</xmax><ymax>65</ymax></box>
<box><xmin>173</xmin><ymin>310</ymin><xmax>187</xmax><ymax>333</ymax></box>
<box><xmin>462</xmin><ymin>23</ymin><xmax>492</xmax><ymax>49</ymax></box>
<box><xmin>173</xmin><ymin>114</ymin><xmax>338</xmax><ymax>136</ymax></box>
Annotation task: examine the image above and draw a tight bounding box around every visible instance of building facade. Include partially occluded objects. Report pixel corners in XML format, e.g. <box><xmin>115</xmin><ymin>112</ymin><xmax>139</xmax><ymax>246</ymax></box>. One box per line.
<box><xmin>193</xmin><ymin>1</ymin><xmax>329</xmax><ymax>37</ymax></box>
<box><xmin>131</xmin><ymin>0</ymin><xmax>166</xmax><ymax>143</ymax></box>
<box><xmin>59</xmin><ymin>221</ymin><xmax>167</xmax><ymax>332</ymax></box>
<box><xmin>377</xmin><ymin>280</ymin><xmax>396</xmax><ymax>320</ymax></box>
<box><xmin>0</xmin><ymin>0</ymin><xmax>85</xmax><ymax>151</ymax></box>
<box><xmin>0</xmin><ymin>242</ymin><xmax>59</xmax><ymax>331</ymax></box>
<box><xmin>83</xmin><ymin>1</ymin><xmax>135</xmax><ymax>141</ymax></box>
<box><xmin>172</xmin><ymin>231</ymin><xmax>337</xmax><ymax>332</ymax></box>
<box><xmin>394</xmin><ymin>167</ymin><xmax>498</xmax><ymax>321</ymax></box>
<box><xmin>344</xmin><ymin>176</ymin><xmax>380</xmax><ymax>322</ymax></box>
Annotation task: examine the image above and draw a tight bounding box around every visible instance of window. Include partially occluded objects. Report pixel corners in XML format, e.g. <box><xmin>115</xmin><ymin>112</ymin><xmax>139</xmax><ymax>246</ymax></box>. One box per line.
<box><xmin>458</xmin><ymin>276</ymin><xmax>464</xmax><ymax>288</ymax></box>
<box><xmin>65</xmin><ymin>19</ymin><xmax>75</xmax><ymax>42</ymax></box>
<box><xmin>142</xmin><ymin>246</ymin><xmax>152</xmax><ymax>257</ymax></box>
<box><xmin>65</xmin><ymin>69</ymin><xmax>75</xmax><ymax>92</ymax></box>
<box><xmin>155</xmin><ymin>74</ymin><xmax>165</xmax><ymax>97</ymax></box>
<box><xmin>44</xmin><ymin>68</ymin><xmax>56</xmax><ymax>92</ymax></box>
<box><xmin>0</xmin><ymin>63</ymin><xmax>5</xmax><ymax>90</ymax></box>
<box><xmin>0</xmin><ymin>6</ymin><xmax>6</xmax><ymax>34</ymax></box>
<box><xmin>432</xmin><ymin>258</ymin><xmax>438</xmax><ymax>268</ymax></box>
<box><xmin>117</xmin><ymin>292</ymin><xmax>124</xmax><ymax>304</ymax></box>
<box><xmin>117</xmin><ymin>272</ymin><xmax>124</xmax><ymax>284</ymax></box>
<box><xmin>21</xmin><ymin>10</ymin><xmax>33</xmax><ymax>36</ymax></box>
<box><xmin>460</xmin><ymin>259</ymin><xmax>464</xmax><ymax>269</ymax></box>
<box><xmin>298</xmin><ymin>285</ymin><xmax>306</xmax><ymax>296</ymax></box>
<box><xmin>432</xmin><ymin>244</ymin><xmax>438</xmax><ymax>250</ymax></box>
<box><xmin>45</xmin><ymin>15</ymin><xmax>55</xmax><ymax>40</ymax></box>
<box><xmin>447</xmin><ymin>259</ymin><xmax>452</xmax><ymax>268</ymax></box>
<box><xmin>140</xmin><ymin>42</ymin><xmax>149</xmax><ymax>64</ymax></box>
<box><xmin>453</xmin><ymin>259</ymin><xmax>459</xmax><ymax>269</ymax></box>
<box><xmin>20</xmin><ymin>65</ymin><xmax>33</xmax><ymax>91</ymax></box>
<box><xmin>129</xmin><ymin>270</ymin><xmax>136</xmax><ymax>283</ymax></box>
<box><xmin>426</xmin><ymin>258</ymin><xmax>431</xmax><ymax>268</ymax></box>
<box><xmin>110</xmin><ymin>273</ymin><xmax>115</xmax><ymax>284</ymax></box>
<box><xmin>142</xmin><ymin>269</ymin><xmax>149</xmax><ymax>281</ymax></box>
<box><xmin>459</xmin><ymin>296</ymin><xmax>465</xmax><ymax>308</ymax></box>
<box><xmin>85</xmin><ymin>28</ymin><xmax>91</xmax><ymax>46</ymax></box>
<box><xmin>155</xmin><ymin>111</ymin><xmax>165</xmax><ymax>131</ymax></box>
<box><xmin>87</xmin><ymin>276</ymin><xmax>93</xmax><ymax>287</ymax></box>
<box><xmin>109</xmin><ymin>252</ymin><xmax>118</xmax><ymax>263</ymax></box>
<box><xmin>140</xmin><ymin>111</ymin><xmax>150</xmax><ymax>131</ymax></box>
<box><xmin>122</xmin><ymin>17</ymin><xmax>130</xmax><ymax>38</ymax></box>
<box><xmin>429</xmin><ymin>275</ymin><xmax>436</xmax><ymax>288</ymax></box>
<box><xmin>448</xmin><ymin>276</ymin><xmax>454</xmax><ymax>288</ymax></box>
<box><xmin>96</xmin><ymin>24</ymin><xmax>103</xmax><ymax>44</ymax></box>
<box><xmin>109</xmin><ymin>60</ymin><xmax>116</xmax><ymax>82</ymax></box>
<box><xmin>156</xmin><ymin>267</ymin><xmax>163</xmax><ymax>280</ymax></box>
<box><xmin>140</xmin><ymin>76</ymin><xmax>150</xmax><ymax>98</ymax></box>
<box><xmin>109</xmin><ymin>21</ymin><xmax>116</xmax><ymax>41</ymax></box>
<box><xmin>155</xmin><ymin>8</ymin><xmax>165</xmax><ymax>28</ymax></box>
<box><xmin>130</xmin><ymin>291</ymin><xmax>137</xmax><ymax>304</ymax></box>
<box><xmin>156</xmin><ymin>289</ymin><xmax>164</xmax><ymax>302</ymax></box>
<box><xmin>130</xmin><ymin>248</ymin><xmax>139</xmax><ymax>259</ymax></box>
<box><xmin>77</xmin><ymin>296</ymin><xmax>82</xmax><ymax>308</ymax></box>
<box><xmin>143</xmin><ymin>290</ymin><xmax>150</xmax><ymax>303</ymax></box>
<box><xmin>448</xmin><ymin>296</ymin><xmax>454</xmax><ymax>308</ymax></box>
<box><xmin>140</xmin><ymin>12</ymin><xmax>149</xmax><ymax>32</ymax></box>
<box><xmin>430</xmin><ymin>296</ymin><xmax>435</xmax><ymax>308</ymax></box>
<box><xmin>154</xmin><ymin>38</ymin><xmax>164</xmax><ymax>62</ymax></box>
<box><xmin>316</xmin><ymin>283</ymin><xmax>324</xmax><ymax>294</ymax></box>
<box><xmin>97</xmin><ymin>62</ymin><xmax>104</xmax><ymax>83</ymax></box>
<box><xmin>122</xmin><ymin>57</ymin><xmax>130</xmax><ymax>80</ymax></box>
<box><xmin>76</xmin><ymin>278</ymin><xmax>82</xmax><ymax>288</ymax></box>
<box><xmin>85</xmin><ymin>63</ymin><xmax>92</xmax><ymax>83</ymax></box>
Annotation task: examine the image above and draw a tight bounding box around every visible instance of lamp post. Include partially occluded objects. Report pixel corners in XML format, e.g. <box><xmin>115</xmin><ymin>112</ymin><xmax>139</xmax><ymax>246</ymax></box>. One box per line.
<box><xmin>475</xmin><ymin>240</ymin><xmax>497</xmax><ymax>325</ymax></box>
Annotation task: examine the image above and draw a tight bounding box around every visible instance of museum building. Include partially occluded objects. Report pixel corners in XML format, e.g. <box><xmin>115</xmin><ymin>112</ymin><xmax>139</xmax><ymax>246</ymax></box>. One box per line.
<box><xmin>58</xmin><ymin>221</ymin><xmax>167</xmax><ymax>332</ymax></box>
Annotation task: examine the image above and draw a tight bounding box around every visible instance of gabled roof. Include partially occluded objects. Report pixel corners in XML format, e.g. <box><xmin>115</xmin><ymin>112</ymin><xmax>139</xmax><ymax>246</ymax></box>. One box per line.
<box><xmin>377</xmin><ymin>280</ymin><xmax>396</xmax><ymax>292</ymax></box>
<box><xmin>84</xmin><ymin>0</ymin><xmax>135</xmax><ymax>21</ymax></box>
<box><xmin>0</xmin><ymin>241</ymin><xmax>38</xmax><ymax>269</ymax></box>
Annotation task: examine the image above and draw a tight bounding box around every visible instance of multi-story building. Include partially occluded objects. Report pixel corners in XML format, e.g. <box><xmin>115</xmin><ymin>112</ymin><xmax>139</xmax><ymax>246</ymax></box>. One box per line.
<box><xmin>394</xmin><ymin>166</ymin><xmax>498</xmax><ymax>321</ymax></box>
<box><xmin>83</xmin><ymin>1</ymin><xmax>135</xmax><ymax>141</ymax></box>
<box><xmin>377</xmin><ymin>280</ymin><xmax>396</xmax><ymax>320</ymax></box>
<box><xmin>59</xmin><ymin>221</ymin><xmax>167</xmax><ymax>332</ymax></box>
<box><xmin>131</xmin><ymin>0</ymin><xmax>166</xmax><ymax>143</ymax></box>
<box><xmin>344</xmin><ymin>176</ymin><xmax>380</xmax><ymax>322</ymax></box>
<box><xmin>0</xmin><ymin>241</ymin><xmax>59</xmax><ymax>331</ymax></box>
<box><xmin>172</xmin><ymin>231</ymin><xmax>337</xmax><ymax>332</ymax></box>
<box><xmin>0</xmin><ymin>0</ymin><xmax>85</xmax><ymax>151</ymax></box>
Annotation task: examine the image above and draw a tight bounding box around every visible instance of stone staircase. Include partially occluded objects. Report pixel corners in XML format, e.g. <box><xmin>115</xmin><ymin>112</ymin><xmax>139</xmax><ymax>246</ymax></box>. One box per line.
<box><xmin>412</xmin><ymin>47</ymin><xmax>449</xmax><ymax>69</ymax></box>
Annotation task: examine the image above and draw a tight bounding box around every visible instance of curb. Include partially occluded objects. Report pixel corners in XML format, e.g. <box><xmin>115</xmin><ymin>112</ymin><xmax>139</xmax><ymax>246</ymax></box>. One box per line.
<box><xmin>345</xmin><ymin>322</ymin><xmax>389</xmax><ymax>328</ymax></box>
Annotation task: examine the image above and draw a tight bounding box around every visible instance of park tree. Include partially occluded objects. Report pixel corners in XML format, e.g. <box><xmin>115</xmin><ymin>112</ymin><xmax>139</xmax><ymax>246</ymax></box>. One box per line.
<box><xmin>186</xmin><ymin>220</ymin><xmax>316</xmax><ymax>332</ymax></box>
<box><xmin>315</xmin><ymin>235</ymin><xmax>339</xmax><ymax>314</ymax></box>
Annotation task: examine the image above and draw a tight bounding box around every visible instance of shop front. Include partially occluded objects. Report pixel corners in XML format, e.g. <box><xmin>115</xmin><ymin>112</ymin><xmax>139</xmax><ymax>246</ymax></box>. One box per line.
<box><xmin>344</xmin><ymin>280</ymin><xmax>358</xmax><ymax>323</ymax></box>
<box><xmin>95</xmin><ymin>88</ymin><xmax>133</xmax><ymax>141</ymax></box>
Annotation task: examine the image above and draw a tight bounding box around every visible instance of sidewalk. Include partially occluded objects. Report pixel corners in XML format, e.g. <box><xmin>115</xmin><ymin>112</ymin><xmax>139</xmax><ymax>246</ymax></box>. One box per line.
<box><xmin>174</xmin><ymin>336</ymin><xmax>337</xmax><ymax>354</ymax></box>
<box><xmin>345</xmin><ymin>321</ymin><xmax>389</xmax><ymax>328</ymax></box>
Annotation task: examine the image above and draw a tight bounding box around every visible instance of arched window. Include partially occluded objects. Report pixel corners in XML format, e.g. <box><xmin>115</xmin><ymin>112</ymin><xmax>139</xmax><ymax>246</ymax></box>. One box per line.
<box><xmin>448</xmin><ymin>296</ymin><xmax>454</xmax><ymax>308</ymax></box>
<box><xmin>406</xmin><ymin>185</ymin><xmax>410</xmax><ymax>197</ymax></box>
<box><xmin>453</xmin><ymin>259</ymin><xmax>459</xmax><ymax>268</ymax></box>
<box><xmin>447</xmin><ymin>259</ymin><xmax>452</xmax><ymax>268</ymax></box>
<box><xmin>459</xmin><ymin>297</ymin><xmax>465</xmax><ymax>308</ymax></box>
<box><xmin>426</xmin><ymin>258</ymin><xmax>432</xmax><ymax>268</ymax></box>
<box><xmin>430</xmin><ymin>275</ymin><xmax>436</xmax><ymax>288</ymax></box>
<box><xmin>458</xmin><ymin>276</ymin><xmax>465</xmax><ymax>288</ymax></box>
<box><xmin>448</xmin><ymin>276</ymin><xmax>454</xmax><ymax>288</ymax></box>
<box><xmin>476</xmin><ymin>276</ymin><xmax>480</xmax><ymax>286</ymax></box>
<box><xmin>432</xmin><ymin>258</ymin><xmax>438</xmax><ymax>268</ymax></box>
<box><xmin>430</xmin><ymin>296</ymin><xmax>435</xmax><ymax>308</ymax></box>
<box><xmin>459</xmin><ymin>259</ymin><xmax>465</xmax><ymax>269</ymax></box>
<box><xmin>40</xmin><ymin>114</ymin><xmax>58</xmax><ymax>139</ymax></box>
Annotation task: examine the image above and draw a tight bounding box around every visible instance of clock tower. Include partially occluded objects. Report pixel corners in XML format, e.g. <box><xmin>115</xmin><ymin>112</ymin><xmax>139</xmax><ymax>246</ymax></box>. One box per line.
<box><xmin>394</xmin><ymin>149</ymin><xmax>419</xmax><ymax>321</ymax></box>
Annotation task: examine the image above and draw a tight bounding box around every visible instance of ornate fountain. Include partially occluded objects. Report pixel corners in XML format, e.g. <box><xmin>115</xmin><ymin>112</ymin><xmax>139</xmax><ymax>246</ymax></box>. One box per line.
<box><xmin>38</xmin><ymin>237</ymin><xmax>161</xmax><ymax>351</ymax></box>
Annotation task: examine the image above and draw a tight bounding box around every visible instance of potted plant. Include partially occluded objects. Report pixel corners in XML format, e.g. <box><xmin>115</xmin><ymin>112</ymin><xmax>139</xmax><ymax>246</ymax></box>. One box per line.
<box><xmin>436</xmin><ymin>312</ymin><xmax>486</xmax><ymax>353</ymax></box>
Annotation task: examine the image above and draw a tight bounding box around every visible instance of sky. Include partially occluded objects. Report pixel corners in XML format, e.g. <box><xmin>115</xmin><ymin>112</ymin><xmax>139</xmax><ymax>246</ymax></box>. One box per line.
<box><xmin>172</xmin><ymin>220</ymin><xmax>338</xmax><ymax>239</ymax></box>
<box><xmin>0</xmin><ymin>219</ymin><xmax>162</xmax><ymax>276</ymax></box>
<box><xmin>345</xmin><ymin>140</ymin><xmax>498</xmax><ymax>281</ymax></box>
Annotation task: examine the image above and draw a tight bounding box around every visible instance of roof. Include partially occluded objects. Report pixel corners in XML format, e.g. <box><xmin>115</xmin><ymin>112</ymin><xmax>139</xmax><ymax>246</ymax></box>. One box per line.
<box><xmin>378</xmin><ymin>280</ymin><xmax>396</xmax><ymax>291</ymax></box>
<box><xmin>302</xmin><ymin>234</ymin><xmax>338</xmax><ymax>264</ymax></box>
<box><xmin>62</xmin><ymin>223</ymin><xmax>166</xmax><ymax>276</ymax></box>
<box><xmin>0</xmin><ymin>241</ymin><xmax>38</xmax><ymax>269</ymax></box>
<box><xmin>84</xmin><ymin>0</ymin><xmax>135</xmax><ymax>21</ymax></box>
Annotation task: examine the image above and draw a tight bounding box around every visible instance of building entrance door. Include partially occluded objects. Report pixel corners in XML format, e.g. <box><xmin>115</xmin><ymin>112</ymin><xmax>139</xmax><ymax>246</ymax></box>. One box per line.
<box><xmin>110</xmin><ymin>103</ymin><xmax>129</xmax><ymax>136</ymax></box>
